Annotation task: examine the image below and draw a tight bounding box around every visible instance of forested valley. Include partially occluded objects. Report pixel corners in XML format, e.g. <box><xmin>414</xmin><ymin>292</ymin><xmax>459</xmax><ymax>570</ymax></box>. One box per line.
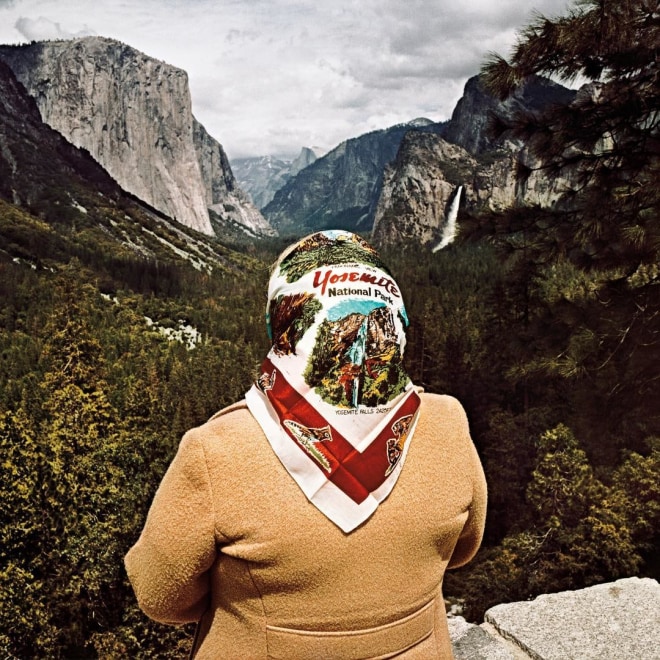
<box><xmin>1</xmin><ymin>226</ymin><xmax>657</xmax><ymax>657</ymax></box>
<box><xmin>1</xmin><ymin>0</ymin><xmax>658</xmax><ymax>656</ymax></box>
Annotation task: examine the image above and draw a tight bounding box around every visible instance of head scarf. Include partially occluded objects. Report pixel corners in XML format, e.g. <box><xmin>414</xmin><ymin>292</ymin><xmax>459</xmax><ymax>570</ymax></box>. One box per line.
<box><xmin>245</xmin><ymin>230</ymin><xmax>421</xmax><ymax>532</ymax></box>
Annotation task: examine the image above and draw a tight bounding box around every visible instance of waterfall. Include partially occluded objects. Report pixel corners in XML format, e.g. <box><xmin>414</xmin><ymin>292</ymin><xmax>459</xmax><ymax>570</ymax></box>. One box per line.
<box><xmin>432</xmin><ymin>185</ymin><xmax>463</xmax><ymax>253</ymax></box>
<box><xmin>347</xmin><ymin>317</ymin><xmax>368</xmax><ymax>408</ymax></box>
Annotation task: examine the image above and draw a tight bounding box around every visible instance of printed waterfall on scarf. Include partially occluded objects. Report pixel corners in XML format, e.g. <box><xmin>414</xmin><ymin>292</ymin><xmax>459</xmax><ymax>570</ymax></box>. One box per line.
<box><xmin>246</xmin><ymin>230</ymin><xmax>421</xmax><ymax>532</ymax></box>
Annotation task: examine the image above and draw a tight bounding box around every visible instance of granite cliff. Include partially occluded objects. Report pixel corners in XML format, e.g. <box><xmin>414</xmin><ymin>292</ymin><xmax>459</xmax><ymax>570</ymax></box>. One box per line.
<box><xmin>193</xmin><ymin>118</ymin><xmax>274</xmax><ymax>237</ymax></box>
<box><xmin>442</xmin><ymin>74</ymin><xmax>576</xmax><ymax>156</ymax></box>
<box><xmin>0</xmin><ymin>59</ymin><xmax>242</xmax><ymax>273</ymax></box>
<box><xmin>0</xmin><ymin>37</ymin><xmax>272</xmax><ymax>238</ymax></box>
<box><xmin>262</xmin><ymin>119</ymin><xmax>442</xmax><ymax>235</ymax></box>
<box><xmin>372</xmin><ymin>76</ymin><xmax>579</xmax><ymax>248</ymax></box>
<box><xmin>231</xmin><ymin>147</ymin><xmax>323</xmax><ymax>210</ymax></box>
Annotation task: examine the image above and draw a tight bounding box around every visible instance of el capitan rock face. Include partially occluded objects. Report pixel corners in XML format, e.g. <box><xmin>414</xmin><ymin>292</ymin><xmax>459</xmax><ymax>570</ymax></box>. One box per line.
<box><xmin>0</xmin><ymin>59</ymin><xmax>241</xmax><ymax>271</ymax></box>
<box><xmin>0</xmin><ymin>37</ymin><xmax>273</xmax><ymax>238</ymax></box>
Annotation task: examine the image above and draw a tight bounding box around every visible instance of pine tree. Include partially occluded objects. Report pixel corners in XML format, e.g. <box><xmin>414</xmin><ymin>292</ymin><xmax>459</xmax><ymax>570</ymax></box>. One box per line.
<box><xmin>0</xmin><ymin>278</ymin><xmax>181</xmax><ymax>657</ymax></box>
<box><xmin>611</xmin><ymin>441</ymin><xmax>660</xmax><ymax>557</ymax></box>
<box><xmin>450</xmin><ymin>424</ymin><xmax>642</xmax><ymax>620</ymax></box>
<box><xmin>480</xmin><ymin>0</ymin><xmax>660</xmax><ymax>456</ymax></box>
<box><xmin>0</xmin><ymin>409</ymin><xmax>60</xmax><ymax>656</ymax></box>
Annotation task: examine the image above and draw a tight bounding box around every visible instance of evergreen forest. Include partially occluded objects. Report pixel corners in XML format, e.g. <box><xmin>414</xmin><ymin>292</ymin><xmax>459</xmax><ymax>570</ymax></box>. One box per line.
<box><xmin>1</xmin><ymin>0</ymin><xmax>658</xmax><ymax>657</ymax></box>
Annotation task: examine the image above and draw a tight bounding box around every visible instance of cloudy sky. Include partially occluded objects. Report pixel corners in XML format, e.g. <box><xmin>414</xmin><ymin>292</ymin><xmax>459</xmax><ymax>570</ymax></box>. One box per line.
<box><xmin>0</xmin><ymin>0</ymin><xmax>572</xmax><ymax>159</ymax></box>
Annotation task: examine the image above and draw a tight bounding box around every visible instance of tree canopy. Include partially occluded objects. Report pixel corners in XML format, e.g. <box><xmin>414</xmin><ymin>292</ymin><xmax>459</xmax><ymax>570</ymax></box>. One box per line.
<box><xmin>477</xmin><ymin>0</ymin><xmax>659</xmax><ymax>457</ymax></box>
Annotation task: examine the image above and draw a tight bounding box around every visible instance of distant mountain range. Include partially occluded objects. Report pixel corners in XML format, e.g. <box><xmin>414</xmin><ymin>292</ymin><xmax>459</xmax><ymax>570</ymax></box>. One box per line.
<box><xmin>0</xmin><ymin>35</ymin><xmax>580</xmax><ymax>253</ymax></box>
<box><xmin>231</xmin><ymin>147</ymin><xmax>324</xmax><ymax>209</ymax></box>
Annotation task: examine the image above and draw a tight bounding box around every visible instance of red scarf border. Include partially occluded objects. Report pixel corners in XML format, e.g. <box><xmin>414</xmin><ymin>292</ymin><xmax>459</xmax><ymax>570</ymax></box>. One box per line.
<box><xmin>257</xmin><ymin>358</ymin><xmax>421</xmax><ymax>504</ymax></box>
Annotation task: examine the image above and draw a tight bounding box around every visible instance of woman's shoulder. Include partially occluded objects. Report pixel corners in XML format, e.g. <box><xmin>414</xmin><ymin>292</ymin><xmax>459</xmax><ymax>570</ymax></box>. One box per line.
<box><xmin>419</xmin><ymin>391</ymin><xmax>467</xmax><ymax>415</ymax></box>
<box><xmin>206</xmin><ymin>400</ymin><xmax>252</xmax><ymax>423</ymax></box>
<box><xmin>417</xmin><ymin>391</ymin><xmax>471</xmax><ymax>437</ymax></box>
<box><xmin>182</xmin><ymin>400</ymin><xmax>260</xmax><ymax>449</ymax></box>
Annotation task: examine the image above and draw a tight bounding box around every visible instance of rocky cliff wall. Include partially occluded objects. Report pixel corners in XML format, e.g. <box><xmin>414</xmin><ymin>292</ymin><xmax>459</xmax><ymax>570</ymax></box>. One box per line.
<box><xmin>0</xmin><ymin>37</ymin><xmax>272</xmax><ymax>237</ymax></box>
<box><xmin>371</xmin><ymin>132</ymin><xmax>478</xmax><ymax>247</ymax></box>
<box><xmin>193</xmin><ymin>119</ymin><xmax>274</xmax><ymax>237</ymax></box>
<box><xmin>442</xmin><ymin>75</ymin><xmax>576</xmax><ymax>156</ymax></box>
<box><xmin>372</xmin><ymin>131</ymin><xmax>576</xmax><ymax>249</ymax></box>
<box><xmin>371</xmin><ymin>75</ymin><xmax>580</xmax><ymax>249</ymax></box>
<box><xmin>0</xmin><ymin>59</ymin><xmax>238</xmax><ymax>272</ymax></box>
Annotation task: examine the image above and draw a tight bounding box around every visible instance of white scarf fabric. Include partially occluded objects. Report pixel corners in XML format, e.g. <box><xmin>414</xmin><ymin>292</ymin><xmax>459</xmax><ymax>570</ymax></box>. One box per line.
<box><xmin>246</xmin><ymin>230</ymin><xmax>420</xmax><ymax>532</ymax></box>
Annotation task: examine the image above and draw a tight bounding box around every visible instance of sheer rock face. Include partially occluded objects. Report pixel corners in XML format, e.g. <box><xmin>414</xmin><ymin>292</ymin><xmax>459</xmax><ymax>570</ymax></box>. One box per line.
<box><xmin>0</xmin><ymin>60</ymin><xmax>237</xmax><ymax>271</ymax></box>
<box><xmin>193</xmin><ymin>119</ymin><xmax>275</xmax><ymax>237</ymax></box>
<box><xmin>443</xmin><ymin>74</ymin><xmax>576</xmax><ymax>156</ymax></box>
<box><xmin>0</xmin><ymin>37</ymin><xmax>272</xmax><ymax>237</ymax></box>
<box><xmin>372</xmin><ymin>131</ymin><xmax>576</xmax><ymax>249</ymax></box>
<box><xmin>372</xmin><ymin>132</ymin><xmax>477</xmax><ymax>248</ymax></box>
<box><xmin>263</xmin><ymin>120</ymin><xmax>441</xmax><ymax>235</ymax></box>
<box><xmin>372</xmin><ymin>76</ymin><xmax>579</xmax><ymax>249</ymax></box>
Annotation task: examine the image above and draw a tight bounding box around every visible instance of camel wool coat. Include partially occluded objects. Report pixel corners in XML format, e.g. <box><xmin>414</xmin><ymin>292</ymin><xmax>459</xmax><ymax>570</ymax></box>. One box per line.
<box><xmin>125</xmin><ymin>392</ymin><xmax>487</xmax><ymax>659</ymax></box>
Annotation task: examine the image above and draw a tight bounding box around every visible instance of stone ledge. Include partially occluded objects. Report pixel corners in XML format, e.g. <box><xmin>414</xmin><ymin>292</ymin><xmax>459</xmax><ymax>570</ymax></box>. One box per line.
<box><xmin>450</xmin><ymin>577</ymin><xmax>660</xmax><ymax>660</ymax></box>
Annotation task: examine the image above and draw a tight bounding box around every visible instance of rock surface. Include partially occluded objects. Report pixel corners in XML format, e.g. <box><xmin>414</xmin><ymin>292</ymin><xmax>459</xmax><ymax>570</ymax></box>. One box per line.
<box><xmin>450</xmin><ymin>577</ymin><xmax>660</xmax><ymax>660</ymax></box>
<box><xmin>442</xmin><ymin>75</ymin><xmax>576</xmax><ymax>156</ymax></box>
<box><xmin>263</xmin><ymin>119</ymin><xmax>441</xmax><ymax>235</ymax></box>
<box><xmin>0</xmin><ymin>37</ymin><xmax>272</xmax><ymax>238</ymax></box>
<box><xmin>371</xmin><ymin>132</ymin><xmax>477</xmax><ymax>248</ymax></box>
<box><xmin>449</xmin><ymin>616</ymin><xmax>517</xmax><ymax>660</ymax></box>
<box><xmin>0</xmin><ymin>59</ymin><xmax>237</xmax><ymax>272</ymax></box>
<box><xmin>193</xmin><ymin>119</ymin><xmax>274</xmax><ymax>237</ymax></box>
<box><xmin>370</xmin><ymin>76</ymin><xmax>581</xmax><ymax>249</ymax></box>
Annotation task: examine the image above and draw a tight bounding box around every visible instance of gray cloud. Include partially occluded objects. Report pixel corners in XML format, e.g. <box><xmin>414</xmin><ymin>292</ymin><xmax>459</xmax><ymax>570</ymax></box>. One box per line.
<box><xmin>15</xmin><ymin>16</ymin><xmax>95</xmax><ymax>41</ymax></box>
<box><xmin>0</xmin><ymin>0</ymin><xmax>574</xmax><ymax>157</ymax></box>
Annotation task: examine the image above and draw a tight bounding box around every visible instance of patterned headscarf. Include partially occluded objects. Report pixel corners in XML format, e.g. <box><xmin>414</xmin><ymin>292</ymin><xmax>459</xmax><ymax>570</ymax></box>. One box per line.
<box><xmin>245</xmin><ymin>230</ymin><xmax>420</xmax><ymax>532</ymax></box>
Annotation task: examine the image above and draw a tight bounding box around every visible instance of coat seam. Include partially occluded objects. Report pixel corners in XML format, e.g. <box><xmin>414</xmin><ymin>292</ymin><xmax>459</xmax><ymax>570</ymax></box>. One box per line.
<box><xmin>195</xmin><ymin>433</ymin><xmax>230</xmax><ymax>544</ymax></box>
<box><xmin>245</xmin><ymin>560</ymin><xmax>269</xmax><ymax>656</ymax></box>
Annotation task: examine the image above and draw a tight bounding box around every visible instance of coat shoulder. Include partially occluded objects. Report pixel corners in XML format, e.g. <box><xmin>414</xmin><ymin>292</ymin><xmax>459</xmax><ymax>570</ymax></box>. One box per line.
<box><xmin>182</xmin><ymin>400</ymin><xmax>267</xmax><ymax>466</ymax></box>
<box><xmin>418</xmin><ymin>392</ymin><xmax>469</xmax><ymax>425</ymax></box>
<box><xmin>190</xmin><ymin>400</ymin><xmax>257</xmax><ymax>437</ymax></box>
